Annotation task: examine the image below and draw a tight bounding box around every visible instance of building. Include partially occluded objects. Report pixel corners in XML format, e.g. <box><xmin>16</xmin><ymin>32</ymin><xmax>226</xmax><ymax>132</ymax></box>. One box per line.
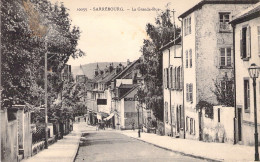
<box><xmin>111</xmin><ymin>59</ymin><xmax>143</xmax><ymax>129</ymax></box>
<box><xmin>230</xmin><ymin>2</ymin><xmax>260</xmax><ymax>145</ymax></box>
<box><xmin>161</xmin><ymin>37</ymin><xmax>184</xmax><ymax>138</ymax></box>
<box><xmin>178</xmin><ymin>0</ymin><xmax>258</xmax><ymax>141</ymax></box>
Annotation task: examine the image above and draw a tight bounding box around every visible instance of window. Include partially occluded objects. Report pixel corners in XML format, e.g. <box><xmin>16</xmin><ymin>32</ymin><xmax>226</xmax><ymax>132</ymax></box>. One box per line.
<box><xmin>186</xmin><ymin>83</ymin><xmax>193</xmax><ymax>102</ymax></box>
<box><xmin>186</xmin><ymin>50</ymin><xmax>188</xmax><ymax>68</ymax></box>
<box><xmin>189</xmin><ymin>49</ymin><xmax>192</xmax><ymax>68</ymax></box>
<box><xmin>190</xmin><ymin>118</ymin><xmax>194</xmax><ymax>134</ymax></box>
<box><xmin>219</xmin><ymin>12</ymin><xmax>231</xmax><ymax>32</ymax></box>
<box><xmin>258</xmin><ymin>26</ymin><xmax>260</xmax><ymax>56</ymax></box>
<box><xmin>220</xmin><ymin>80</ymin><xmax>233</xmax><ymax>98</ymax></box>
<box><xmin>244</xmin><ymin>79</ymin><xmax>250</xmax><ymax>112</ymax></box>
<box><xmin>164</xmin><ymin>68</ymin><xmax>166</xmax><ymax>88</ymax></box>
<box><xmin>219</xmin><ymin>47</ymin><xmax>232</xmax><ymax>67</ymax></box>
<box><xmin>184</xmin><ymin>16</ymin><xmax>191</xmax><ymax>36</ymax></box>
<box><xmin>172</xmin><ymin>67</ymin><xmax>176</xmax><ymax>89</ymax></box>
<box><xmin>240</xmin><ymin>26</ymin><xmax>251</xmax><ymax>59</ymax></box>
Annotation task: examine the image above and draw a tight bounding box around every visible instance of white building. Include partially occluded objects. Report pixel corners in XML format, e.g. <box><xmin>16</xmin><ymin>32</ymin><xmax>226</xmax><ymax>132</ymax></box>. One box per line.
<box><xmin>230</xmin><ymin>2</ymin><xmax>260</xmax><ymax>145</ymax></box>
<box><xmin>161</xmin><ymin>37</ymin><xmax>184</xmax><ymax>138</ymax></box>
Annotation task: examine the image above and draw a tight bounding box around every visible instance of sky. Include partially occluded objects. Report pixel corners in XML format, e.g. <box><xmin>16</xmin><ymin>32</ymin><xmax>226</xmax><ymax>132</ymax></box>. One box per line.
<box><xmin>49</xmin><ymin>0</ymin><xmax>201</xmax><ymax>66</ymax></box>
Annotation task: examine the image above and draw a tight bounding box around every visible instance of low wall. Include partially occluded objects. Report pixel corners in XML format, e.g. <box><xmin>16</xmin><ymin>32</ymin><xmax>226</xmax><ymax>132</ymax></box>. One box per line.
<box><xmin>1</xmin><ymin>109</ymin><xmax>18</xmax><ymax>162</ymax></box>
<box><xmin>202</xmin><ymin>106</ymin><xmax>234</xmax><ymax>143</ymax></box>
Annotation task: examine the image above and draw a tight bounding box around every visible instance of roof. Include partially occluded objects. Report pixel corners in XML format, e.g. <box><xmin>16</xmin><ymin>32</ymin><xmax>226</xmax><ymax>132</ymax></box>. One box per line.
<box><xmin>230</xmin><ymin>2</ymin><xmax>260</xmax><ymax>24</ymax></box>
<box><xmin>118</xmin><ymin>84</ymin><xmax>136</xmax><ymax>89</ymax></box>
<box><xmin>159</xmin><ymin>36</ymin><xmax>182</xmax><ymax>52</ymax></box>
<box><xmin>110</xmin><ymin>58</ymin><xmax>140</xmax><ymax>81</ymax></box>
<box><xmin>178</xmin><ymin>0</ymin><xmax>259</xmax><ymax>19</ymax></box>
<box><xmin>99</xmin><ymin>70</ymin><xmax>117</xmax><ymax>83</ymax></box>
<box><xmin>118</xmin><ymin>84</ymin><xmax>138</xmax><ymax>100</ymax></box>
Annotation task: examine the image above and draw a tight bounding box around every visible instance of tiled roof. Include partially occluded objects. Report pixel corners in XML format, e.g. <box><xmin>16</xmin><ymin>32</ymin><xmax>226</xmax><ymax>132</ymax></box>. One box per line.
<box><xmin>178</xmin><ymin>0</ymin><xmax>259</xmax><ymax>18</ymax></box>
<box><xmin>230</xmin><ymin>2</ymin><xmax>260</xmax><ymax>24</ymax></box>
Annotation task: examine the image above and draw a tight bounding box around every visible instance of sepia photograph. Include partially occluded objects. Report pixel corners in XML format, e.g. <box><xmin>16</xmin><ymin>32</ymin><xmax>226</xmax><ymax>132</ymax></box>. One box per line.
<box><xmin>1</xmin><ymin>0</ymin><xmax>260</xmax><ymax>161</ymax></box>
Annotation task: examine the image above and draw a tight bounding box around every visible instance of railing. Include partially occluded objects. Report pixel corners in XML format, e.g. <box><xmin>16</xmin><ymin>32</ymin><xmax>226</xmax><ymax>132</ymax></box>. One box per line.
<box><xmin>32</xmin><ymin>127</ymin><xmax>50</xmax><ymax>144</ymax></box>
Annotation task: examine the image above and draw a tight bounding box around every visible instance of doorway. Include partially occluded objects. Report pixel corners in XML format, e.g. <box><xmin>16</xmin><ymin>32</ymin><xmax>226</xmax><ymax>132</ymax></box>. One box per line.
<box><xmin>238</xmin><ymin>108</ymin><xmax>242</xmax><ymax>141</ymax></box>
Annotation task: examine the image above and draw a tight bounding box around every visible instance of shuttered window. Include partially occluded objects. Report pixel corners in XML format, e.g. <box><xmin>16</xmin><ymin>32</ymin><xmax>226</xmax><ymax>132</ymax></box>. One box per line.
<box><xmin>240</xmin><ymin>26</ymin><xmax>251</xmax><ymax>59</ymax></box>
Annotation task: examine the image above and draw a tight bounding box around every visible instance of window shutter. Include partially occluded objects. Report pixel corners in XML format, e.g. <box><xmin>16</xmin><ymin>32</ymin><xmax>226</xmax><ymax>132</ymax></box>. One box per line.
<box><xmin>173</xmin><ymin>67</ymin><xmax>176</xmax><ymax>89</ymax></box>
<box><xmin>180</xmin><ymin>67</ymin><xmax>183</xmax><ymax>90</ymax></box>
<box><xmin>166</xmin><ymin>68</ymin><xmax>170</xmax><ymax>88</ymax></box>
<box><xmin>190</xmin><ymin>83</ymin><xmax>193</xmax><ymax>102</ymax></box>
<box><xmin>240</xmin><ymin>30</ymin><xmax>243</xmax><ymax>59</ymax></box>
<box><xmin>186</xmin><ymin>84</ymin><xmax>189</xmax><ymax>101</ymax></box>
<box><xmin>163</xmin><ymin>69</ymin><xmax>165</xmax><ymax>88</ymax></box>
<box><xmin>247</xmin><ymin>26</ymin><xmax>251</xmax><ymax>58</ymax></box>
<box><xmin>169</xmin><ymin>67</ymin><xmax>172</xmax><ymax>89</ymax></box>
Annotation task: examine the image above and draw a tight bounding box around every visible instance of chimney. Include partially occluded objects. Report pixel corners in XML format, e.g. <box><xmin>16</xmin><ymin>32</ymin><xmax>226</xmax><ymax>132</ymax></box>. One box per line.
<box><xmin>127</xmin><ymin>59</ymin><xmax>130</xmax><ymax>65</ymax></box>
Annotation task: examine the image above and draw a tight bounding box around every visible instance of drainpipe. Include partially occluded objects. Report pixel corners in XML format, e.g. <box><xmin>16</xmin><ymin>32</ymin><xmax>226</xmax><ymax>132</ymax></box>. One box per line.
<box><xmin>232</xmin><ymin>24</ymin><xmax>237</xmax><ymax>144</ymax></box>
<box><xmin>178</xmin><ymin>17</ymin><xmax>185</xmax><ymax>139</ymax></box>
<box><xmin>168</xmin><ymin>49</ymin><xmax>173</xmax><ymax>137</ymax></box>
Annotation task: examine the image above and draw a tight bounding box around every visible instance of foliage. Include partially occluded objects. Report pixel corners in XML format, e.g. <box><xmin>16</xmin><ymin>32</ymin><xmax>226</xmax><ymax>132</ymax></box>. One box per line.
<box><xmin>135</xmin><ymin>7</ymin><xmax>181</xmax><ymax>121</ymax></box>
<box><xmin>1</xmin><ymin>0</ymin><xmax>85</xmax><ymax>111</ymax></box>
<box><xmin>213</xmin><ymin>74</ymin><xmax>234</xmax><ymax>107</ymax></box>
<box><xmin>196</xmin><ymin>100</ymin><xmax>214</xmax><ymax>119</ymax></box>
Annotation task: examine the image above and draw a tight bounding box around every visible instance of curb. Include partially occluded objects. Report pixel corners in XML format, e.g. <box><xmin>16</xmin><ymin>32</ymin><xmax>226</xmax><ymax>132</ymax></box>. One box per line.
<box><xmin>124</xmin><ymin>134</ymin><xmax>223</xmax><ymax>162</ymax></box>
<box><xmin>71</xmin><ymin>123</ymin><xmax>83</xmax><ymax>162</ymax></box>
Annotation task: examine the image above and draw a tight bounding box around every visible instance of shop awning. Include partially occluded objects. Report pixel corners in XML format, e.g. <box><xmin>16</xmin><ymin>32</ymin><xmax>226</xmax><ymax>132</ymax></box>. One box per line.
<box><xmin>104</xmin><ymin>113</ymin><xmax>114</xmax><ymax>121</ymax></box>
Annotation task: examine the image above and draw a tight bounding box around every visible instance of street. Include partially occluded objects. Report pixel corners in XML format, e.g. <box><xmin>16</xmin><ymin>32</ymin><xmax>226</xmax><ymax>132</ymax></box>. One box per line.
<box><xmin>75</xmin><ymin>127</ymin><xmax>206</xmax><ymax>162</ymax></box>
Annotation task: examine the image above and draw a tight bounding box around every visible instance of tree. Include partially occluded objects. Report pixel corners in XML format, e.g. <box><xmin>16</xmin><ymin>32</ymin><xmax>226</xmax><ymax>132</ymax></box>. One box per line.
<box><xmin>136</xmin><ymin>7</ymin><xmax>181</xmax><ymax>121</ymax></box>
<box><xmin>1</xmin><ymin>0</ymin><xmax>85</xmax><ymax>114</ymax></box>
<box><xmin>213</xmin><ymin>73</ymin><xmax>234</xmax><ymax>107</ymax></box>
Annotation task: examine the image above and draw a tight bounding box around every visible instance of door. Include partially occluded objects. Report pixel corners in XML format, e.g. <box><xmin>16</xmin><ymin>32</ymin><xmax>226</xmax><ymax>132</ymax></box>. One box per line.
<box><xmin>238</xmin><ymin>108</ymin><xmax>242</xmax><ymax>141</ymax></box>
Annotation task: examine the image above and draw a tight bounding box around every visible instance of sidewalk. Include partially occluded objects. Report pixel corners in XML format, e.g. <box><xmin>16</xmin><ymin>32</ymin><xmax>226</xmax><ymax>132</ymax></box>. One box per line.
<box><xmin>22</xmin><ymin>122</ymin><xmax>86</xmax><ymax>162</ymax></box>
<box><xmin>120</xmin><ymin>130</ymin><xmax>255</xmax><ymax>162</ymax></box>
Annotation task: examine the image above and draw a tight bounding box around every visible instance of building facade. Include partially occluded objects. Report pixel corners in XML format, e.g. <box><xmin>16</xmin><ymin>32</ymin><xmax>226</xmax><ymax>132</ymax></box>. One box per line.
<box><xmin>161</xmin><ymin>37</ymin><xmax>184</xmax><ymax>138</ymax></box>
<box><xmin>179</xmin><ymin>0</ymin><xmax>257</xmax><ymax>141</ymax></box>
<box><xmin>230</xmin><ymin>2</ymin><xmax>260</xmax><ymax>145</ymax></box>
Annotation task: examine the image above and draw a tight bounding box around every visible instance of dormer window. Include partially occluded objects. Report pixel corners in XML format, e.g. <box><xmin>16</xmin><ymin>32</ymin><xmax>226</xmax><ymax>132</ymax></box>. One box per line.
<box><xmin>219</xmin><ymin>12</ymin><xmax>231</xmax><ymax>32</ymax></box>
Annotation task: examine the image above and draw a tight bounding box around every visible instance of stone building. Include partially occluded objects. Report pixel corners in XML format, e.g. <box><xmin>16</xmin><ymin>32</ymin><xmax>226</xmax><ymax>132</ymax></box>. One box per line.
<box><xmin>178</xmin><ymin>0</ymin><xmax>258</xmax><ymax>141</ymax></box>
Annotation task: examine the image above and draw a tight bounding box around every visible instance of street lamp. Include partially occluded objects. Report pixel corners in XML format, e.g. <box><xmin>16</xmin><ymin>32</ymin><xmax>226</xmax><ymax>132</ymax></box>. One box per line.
<box><xmin>248</xmin><ymin>63</ymin><xmax>260</xmax><ymax>161</ymax></box>
<box><xmin>134</xmin><ymin>94</ymin><xmax>141</xmax><ymax>138</ymax></box>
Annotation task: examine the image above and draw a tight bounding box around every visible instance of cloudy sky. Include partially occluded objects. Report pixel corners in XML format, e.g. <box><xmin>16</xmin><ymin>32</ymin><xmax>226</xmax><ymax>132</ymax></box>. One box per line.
<box><xmin>49</xmin><ymin>0</ymin><xmax>201</xmax><ymax>66</ymax></box>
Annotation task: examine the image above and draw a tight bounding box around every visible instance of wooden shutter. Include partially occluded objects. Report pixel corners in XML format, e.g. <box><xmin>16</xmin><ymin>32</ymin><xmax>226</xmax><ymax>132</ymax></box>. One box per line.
<box><xmin>247</xmin><ymin>26</ymin><xmax>251</xmax><ymax>58</ymax></box>
<box><xmin>180</xmin><ymin>67</ymin><xmax>183</xmax><ymax>90</ymax></box>
<box><xmin>190</xmin><ymin>83</ymin><xmax>193</xmax><ymax>102</ymax></box>
<box><xmin>240</xmin><ymin>29</ymin><xmax>243</xmax><ymax>59</ymax></box>
<box><xmin>173</xmin><ymin>67</ymin><xmax>176</xmax><ymax>89</ymax></box>
<box><xmin>186</xmin><ymin>84</ymin><xmax>189</xmax><ymax>101</ymax></box>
